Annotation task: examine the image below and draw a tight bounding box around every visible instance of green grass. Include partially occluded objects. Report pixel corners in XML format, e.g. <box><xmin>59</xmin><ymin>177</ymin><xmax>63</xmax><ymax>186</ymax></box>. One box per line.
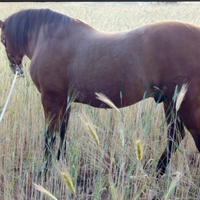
<box><xmin>1</xmin><ymin>2</ymin><xmax>200</xmax><ymax>200</ymax></box>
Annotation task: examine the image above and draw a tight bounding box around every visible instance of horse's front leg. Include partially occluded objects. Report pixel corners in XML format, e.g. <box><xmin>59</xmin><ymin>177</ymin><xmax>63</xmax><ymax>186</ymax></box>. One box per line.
<box><xmin>57</xmin><ymin>106</ymin><xmax>71</xmax><ymax>160</ymax></box>
<box><xmin>41</xmin><ymin>96</ymin><xmax>66</xmax><ymax>167</ymax></box>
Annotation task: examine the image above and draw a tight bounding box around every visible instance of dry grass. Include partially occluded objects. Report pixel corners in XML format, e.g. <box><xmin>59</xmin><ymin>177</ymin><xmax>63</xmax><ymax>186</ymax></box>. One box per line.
<box><xmin>0</xmin><ymin>2</ymin><xmax>200</xmax><ymax>200</ymax></box>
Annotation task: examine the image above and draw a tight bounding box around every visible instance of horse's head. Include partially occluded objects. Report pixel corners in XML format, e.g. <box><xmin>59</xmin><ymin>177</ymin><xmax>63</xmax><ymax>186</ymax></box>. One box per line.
<box><xmin>0</xmin><ymin>20</ymin><xmax>24</xmax><ymax>75</ymax></box>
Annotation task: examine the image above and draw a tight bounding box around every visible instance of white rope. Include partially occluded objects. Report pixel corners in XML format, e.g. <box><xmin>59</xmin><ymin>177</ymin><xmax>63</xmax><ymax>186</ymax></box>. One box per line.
<box><xmin>0</xmin><ymin>71</ymin><xmax>19</xmax><ymax>125</ymax></box>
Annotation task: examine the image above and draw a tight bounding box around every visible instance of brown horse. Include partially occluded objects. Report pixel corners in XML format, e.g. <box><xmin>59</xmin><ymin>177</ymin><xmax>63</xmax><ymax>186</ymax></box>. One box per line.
<box><xmin>0</xmin><ymin>8</ymin><xmax>200</xmax><ymax>176</ymax></box>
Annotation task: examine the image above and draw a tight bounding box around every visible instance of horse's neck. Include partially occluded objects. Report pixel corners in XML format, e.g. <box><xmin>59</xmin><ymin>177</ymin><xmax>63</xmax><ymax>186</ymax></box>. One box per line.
<box><xmin>25</xmin><ymin>20</ymin><xmax>96</xmax><ymax>60</ymax></box>
<box><xmin>25</xmin><ymin>30</ymin><xmax>43</xmax><ymax>60</ymax></box>
<box><xmin>25</xmin><ymin>44</ymin><xmax>34</xmax><ymax>60</ymax></box>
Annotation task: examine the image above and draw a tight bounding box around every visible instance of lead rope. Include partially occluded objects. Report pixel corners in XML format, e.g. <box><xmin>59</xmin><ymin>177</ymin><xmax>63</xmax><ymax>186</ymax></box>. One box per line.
<box><xmin>0</xmin><ymin>69</ymin><xmax>20</xmax><ymax>125</ymax></box>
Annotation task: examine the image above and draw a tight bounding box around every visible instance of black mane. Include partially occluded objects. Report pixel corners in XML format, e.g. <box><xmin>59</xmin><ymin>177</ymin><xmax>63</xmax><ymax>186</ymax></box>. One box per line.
<box><xmin>2</xmin><ymin>8</ymin><xmax>73</xmax><ymax>51</ymax></box>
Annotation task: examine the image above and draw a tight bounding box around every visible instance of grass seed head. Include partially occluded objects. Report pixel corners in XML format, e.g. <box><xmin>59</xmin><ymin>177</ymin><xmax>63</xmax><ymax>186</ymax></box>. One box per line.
<box><xmin>135</xmin><ymin>140</ymin><xmax>143</xmax><ymax>163</ymax></box>
<box><xmin>95</xmin><ymin>92</ymin><xmax>120</xmax><ymax>113</ymax></box>
<box><xmin>33</xmin><ymin>183</ymin><xmax>58</xmax><ymax>200</ymax></box>
<box><xmin>86</xmin><ymin>123</ymin><xmax>100</xmax><ymax>145</ymax></box>
<box><xmin>79</xmin><ymin>113</ymin><xmax>100</xmax><ymax>145</ymax></box>
<box><xmin>55</xmin><ymin>165</ymin><xmax>76</xmax><ymax>195</ymax></box>
<box><xmin>61</xmin><ymin>172</ymin><xmax>76</xmax><ymax>195</ymax></box>
<box><xmin>175</xmin><ymin>84</ymin><xmax>188</xmax><ymax>112</ymax></box>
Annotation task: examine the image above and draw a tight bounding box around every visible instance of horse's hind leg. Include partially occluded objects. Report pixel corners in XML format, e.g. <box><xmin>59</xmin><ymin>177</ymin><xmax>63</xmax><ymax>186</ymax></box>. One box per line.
<box><xmin>180</xmin><ymin>103</ymin><xmax>200</xmax><ymax>153</ymax></box>
<box><xmin>156</xmin><ymin>101</ymin><xmax>185</xmax><ymax>176</ymax></box>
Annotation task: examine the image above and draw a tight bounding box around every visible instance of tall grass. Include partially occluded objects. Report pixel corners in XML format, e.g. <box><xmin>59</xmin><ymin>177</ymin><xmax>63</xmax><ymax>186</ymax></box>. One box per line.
<box><xmin>0</xmin><ymin>2</ymin><xmax>200</xmax><ymax>200</ymax></box>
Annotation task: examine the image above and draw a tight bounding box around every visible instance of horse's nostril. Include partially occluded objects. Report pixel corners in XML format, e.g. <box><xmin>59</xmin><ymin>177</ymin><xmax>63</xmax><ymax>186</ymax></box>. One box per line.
<box><xmin>16</xmin><ymin>66</ymin><xmax>24</xmax><ymax>75</ymax></box>
<box><xmin>20</xmin><ymin>68</ymin><xmax>24</xmax><ymax>75</ymax></box>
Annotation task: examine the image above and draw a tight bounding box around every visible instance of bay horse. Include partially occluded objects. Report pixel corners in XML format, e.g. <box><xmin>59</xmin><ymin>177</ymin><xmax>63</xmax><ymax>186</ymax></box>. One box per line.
<box><xmin>0</xmin><ymin>8</ymin><xmax>200</xmax><ymax>176</ymax></box>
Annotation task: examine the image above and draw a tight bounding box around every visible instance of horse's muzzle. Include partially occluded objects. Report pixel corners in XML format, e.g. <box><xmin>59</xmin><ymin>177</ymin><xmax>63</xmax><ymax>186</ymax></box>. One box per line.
<box><xmin>10</xmin><ymin>63</ymin><xmax>24</xmax><ymax>77</ymax></box>
<box><xmin>16</xmin><ymin>65</ymin><xmax>24</xmax><ymax>76</ymax></box>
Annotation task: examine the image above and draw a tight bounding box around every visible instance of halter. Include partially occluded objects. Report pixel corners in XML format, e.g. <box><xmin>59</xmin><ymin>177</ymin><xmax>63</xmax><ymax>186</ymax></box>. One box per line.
<box><xmin>2</xmin><ymin>34</ymin><xmax>23</xmax><ymax>75</ymax></box>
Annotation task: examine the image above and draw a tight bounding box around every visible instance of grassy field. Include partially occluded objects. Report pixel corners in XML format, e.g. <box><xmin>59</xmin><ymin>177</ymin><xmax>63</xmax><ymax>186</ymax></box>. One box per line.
<box><xmin>1</xmin><ymin>2</ymin><xmax>200</xmax><ymax>200</ymax></box>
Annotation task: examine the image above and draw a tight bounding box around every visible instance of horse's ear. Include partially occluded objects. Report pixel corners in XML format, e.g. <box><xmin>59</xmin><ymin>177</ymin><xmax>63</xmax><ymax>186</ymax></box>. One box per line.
<box><xmin>0</xmin><ymin>20</ymin><xmax>4</xmax><ymax>29</ymax></box>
